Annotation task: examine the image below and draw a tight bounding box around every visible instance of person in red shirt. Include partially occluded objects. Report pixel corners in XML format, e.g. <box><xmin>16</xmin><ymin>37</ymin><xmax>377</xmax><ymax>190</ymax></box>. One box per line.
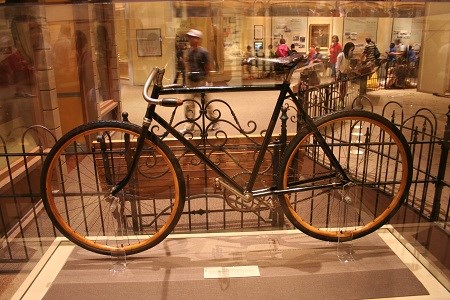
<box><xmin>328</xmin><ymin>35</ymin><xmax>342</xmax><ymax>78</ymax></box>
<box><xmin>0</xmin><ymin>34</ymin><xmax>32</xmax><ymax>97</ymax></box>
<box><xmin>306</xmin><ymin>45</ymin><xmax>316</xmax><ymax>65</ymax></box>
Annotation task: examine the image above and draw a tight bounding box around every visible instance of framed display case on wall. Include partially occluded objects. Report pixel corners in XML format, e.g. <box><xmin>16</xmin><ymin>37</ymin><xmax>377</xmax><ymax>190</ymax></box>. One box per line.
<box><xmin>309</xmin><ymin>24</ymin><xmax>330</xmax><ymax>49</ymax></box>
<box><xmin>137</xmin><ymin>28</ymin><xmax>162</xmax><ymax>57</ymax></box>
<box><xmin>254</xmin><ymin>41</ymin><xmax>264</xmax><ymax>57</ymax></box>
<box><xmin>254</xmin><ymin>25</ymin><xmax>263</xmax><ymax>40</ymax></box>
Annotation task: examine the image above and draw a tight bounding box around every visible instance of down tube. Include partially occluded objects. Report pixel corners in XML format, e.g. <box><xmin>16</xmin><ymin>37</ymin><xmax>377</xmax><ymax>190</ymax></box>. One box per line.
<box><xmin>151</xmin><ymin>112</ymin><xmax>244</xmax><ymax>193</ymax></box>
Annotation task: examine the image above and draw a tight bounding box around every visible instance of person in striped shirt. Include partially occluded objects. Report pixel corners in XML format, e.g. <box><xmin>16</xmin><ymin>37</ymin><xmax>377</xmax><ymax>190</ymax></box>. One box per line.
<box><xmin>363</xmin><ymin>37</ymin><xmax>377</xmax><ymax>64</ymax></box>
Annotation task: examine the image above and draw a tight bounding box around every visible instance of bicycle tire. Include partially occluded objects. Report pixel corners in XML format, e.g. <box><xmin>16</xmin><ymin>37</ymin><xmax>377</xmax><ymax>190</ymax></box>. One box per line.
<box><xmin>41</xmin><ymin>121</ymin><xmax>185</xmax><ymax>255</ymax></box>
<box><xmin>278</xmin><ymin>110</ymin><xmax>412</xmax><ymax>242</ymax></box>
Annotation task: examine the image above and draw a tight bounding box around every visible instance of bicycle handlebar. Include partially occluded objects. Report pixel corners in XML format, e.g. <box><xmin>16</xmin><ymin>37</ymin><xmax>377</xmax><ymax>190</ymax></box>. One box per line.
<box><xmin>143</xmin><ymin>68</ymin><xmax>183</xmax><ymax>107</ymax></box>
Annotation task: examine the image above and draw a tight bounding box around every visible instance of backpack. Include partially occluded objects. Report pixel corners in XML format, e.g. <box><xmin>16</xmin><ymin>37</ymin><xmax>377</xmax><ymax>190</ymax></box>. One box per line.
<box><xmin>373</xmin><ymin>44</ymin><xmax>381</xmax><ymax>59</ymax></box>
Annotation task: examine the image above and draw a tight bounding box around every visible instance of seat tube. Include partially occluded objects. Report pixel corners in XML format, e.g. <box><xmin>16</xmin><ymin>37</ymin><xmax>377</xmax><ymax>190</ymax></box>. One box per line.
<box><xmin>246</xmin><ymin>83</ymin><xmax>291</xmax><ymax>190</ymax></box>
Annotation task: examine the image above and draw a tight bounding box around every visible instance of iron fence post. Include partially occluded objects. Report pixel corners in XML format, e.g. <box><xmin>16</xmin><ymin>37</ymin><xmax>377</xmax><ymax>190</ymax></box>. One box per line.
<box><xmin>359</xmin><ymin>74</ymin><xmax>368</xmax><ymax>95</ymax></box>
<box><xmin>384</xmin><ymin>61</ymin><xmax>390</xmax><ymax>89</ymax></box>
<box><xmin>430</xmin><ymin>105</ymin><xmax>450</xmax><ymax>221</ymax></box>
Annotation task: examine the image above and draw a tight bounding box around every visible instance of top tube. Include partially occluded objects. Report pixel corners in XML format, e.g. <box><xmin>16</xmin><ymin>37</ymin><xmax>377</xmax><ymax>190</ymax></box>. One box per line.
<box><xmin>157</xmin><ymin>83</ymin><xmax>285</xmax><ymax>96</ymax></box>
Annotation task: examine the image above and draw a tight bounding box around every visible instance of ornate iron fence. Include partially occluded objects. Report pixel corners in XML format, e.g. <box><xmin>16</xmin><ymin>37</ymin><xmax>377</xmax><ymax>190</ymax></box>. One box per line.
<box><xmin>0</xmin><ymin>86</ymin><xmax>448</xmax><ymax>264</ymax></box>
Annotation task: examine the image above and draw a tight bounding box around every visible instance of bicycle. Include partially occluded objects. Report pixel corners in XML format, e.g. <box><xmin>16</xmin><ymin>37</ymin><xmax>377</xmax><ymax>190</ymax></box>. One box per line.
<box><xmin>40</xmin><ymin>54</ymin><xmax>413</xmax><ymax>255</ymax></box>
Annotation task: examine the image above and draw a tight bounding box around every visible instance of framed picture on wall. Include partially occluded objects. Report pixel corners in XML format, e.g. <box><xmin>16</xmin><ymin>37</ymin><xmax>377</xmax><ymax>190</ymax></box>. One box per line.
<box><xmin>137</xmin><ymin>28</ymin><xmax>162</xmax><ymax>57</ymax></box>
<box><xmin>309</xmin><ymin>24</ymin><xmax>330</xmax><ymax>49</ymax></box>
<box><xmin>254</xmin><ymin>25</ymin><xmax>263</xmax><ymax>40</ymax></box>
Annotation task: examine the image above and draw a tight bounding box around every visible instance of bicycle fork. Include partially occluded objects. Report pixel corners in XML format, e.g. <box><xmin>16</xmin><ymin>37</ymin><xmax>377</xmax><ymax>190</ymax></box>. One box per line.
<box><xmin>110</xmin><ymin>120</ymin><xmax>153</xmax><ymax>197</ymax></box>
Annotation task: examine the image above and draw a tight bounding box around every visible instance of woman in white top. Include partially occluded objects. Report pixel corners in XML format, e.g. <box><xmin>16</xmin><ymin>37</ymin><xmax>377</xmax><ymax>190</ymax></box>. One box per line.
<box><xmin>336</xmin><ymin>42</ymin><xmax>355</xmax><ymax>80</ymax></box>
<box><xmin>336</xmin><ymin>42</ymin><xmax>355</xmax><ymax>105</ymax></box>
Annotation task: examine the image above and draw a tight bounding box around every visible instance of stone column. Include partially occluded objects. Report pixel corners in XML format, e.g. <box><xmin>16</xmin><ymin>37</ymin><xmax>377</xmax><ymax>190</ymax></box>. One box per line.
<box><xmin>33</xmin><ymin>7</ymin><xmax>61</xmax><ymax>139</ymax></box>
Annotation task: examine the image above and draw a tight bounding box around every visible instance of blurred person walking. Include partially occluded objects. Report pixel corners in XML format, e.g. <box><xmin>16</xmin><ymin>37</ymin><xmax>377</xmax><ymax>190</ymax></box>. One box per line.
<box><xmin>180</xmin><ymin>29</ymin><xmax>216</xmax><ymax>134</ymax></box>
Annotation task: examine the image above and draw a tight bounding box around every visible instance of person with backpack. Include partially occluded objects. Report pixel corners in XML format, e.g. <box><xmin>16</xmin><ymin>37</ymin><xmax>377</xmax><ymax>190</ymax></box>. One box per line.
<box><xmin>363</xmin><ymin>37</ymin><xmax>380</xmax><ymax>64</ymax></box>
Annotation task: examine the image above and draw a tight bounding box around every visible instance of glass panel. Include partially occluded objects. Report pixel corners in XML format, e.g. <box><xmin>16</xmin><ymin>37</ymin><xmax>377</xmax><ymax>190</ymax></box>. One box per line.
<box><xmin>0</xmin><ymin>0</ymin><xmax>430</xmax><ymax>167</ymax></box>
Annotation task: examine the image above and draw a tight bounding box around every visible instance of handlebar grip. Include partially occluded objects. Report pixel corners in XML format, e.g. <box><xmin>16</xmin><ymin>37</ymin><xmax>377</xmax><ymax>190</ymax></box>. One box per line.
<box><xmin>159</xmin><ymin>98</ymin><xmax>183</xmax><ymax>107</ymax></box>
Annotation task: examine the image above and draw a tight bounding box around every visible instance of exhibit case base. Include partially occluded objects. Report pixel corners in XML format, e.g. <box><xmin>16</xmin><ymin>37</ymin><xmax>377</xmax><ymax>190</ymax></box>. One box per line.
<box><xmin>13</xmin><ymin>226</ymin><xmax>449</xmax><ymax>300</ymax></box>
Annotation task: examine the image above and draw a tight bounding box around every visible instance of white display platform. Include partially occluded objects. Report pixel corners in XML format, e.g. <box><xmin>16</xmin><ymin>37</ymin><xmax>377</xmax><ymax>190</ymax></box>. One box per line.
<box><xmin>12</xmin><ymin>226</ymin><xmax>449</xmax><ymax>300</ymax></box>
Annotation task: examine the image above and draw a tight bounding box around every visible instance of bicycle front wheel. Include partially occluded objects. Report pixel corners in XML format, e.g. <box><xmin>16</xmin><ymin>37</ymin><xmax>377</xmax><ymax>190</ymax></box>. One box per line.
<box><xmin>41</xmin><ymin>121</ymin><xmax>185</xmax><ymax>255</ymax></box>
<box><xmin>278</xmin><ymin>110</ymin><xmax>412</xmax><ymax>242</ymax></box>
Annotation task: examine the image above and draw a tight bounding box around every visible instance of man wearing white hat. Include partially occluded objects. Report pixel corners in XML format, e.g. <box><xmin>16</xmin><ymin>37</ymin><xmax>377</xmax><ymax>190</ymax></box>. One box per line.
<box><xmin>181</xmin><ymin>29</ymin><xmax>216</xmax><ymax>133</ymax></box>
<box><xmin>185</xmin><ymin>29</ymin><xmax>210</xmax><ymax>83</ymax></box>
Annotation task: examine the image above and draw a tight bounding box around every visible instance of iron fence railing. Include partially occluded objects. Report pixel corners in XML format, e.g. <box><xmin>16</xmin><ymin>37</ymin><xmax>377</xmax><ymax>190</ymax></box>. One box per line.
<box><xmin>0</xmin><ymin>85</ymin><xmax>448</xmax><ymax>263</ymax></box>
<box><xmin>366</xmin><ymin>59</ymin><xmax>419</xmax><ymax>91</ymax></box>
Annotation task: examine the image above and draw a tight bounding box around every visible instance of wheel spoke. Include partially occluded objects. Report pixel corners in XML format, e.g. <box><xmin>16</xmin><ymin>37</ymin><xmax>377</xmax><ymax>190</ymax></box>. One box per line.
<box><xmin>42</xmin><ymin>122</ymin><xmax>185</xmax><ymax>255</ymax></box>
<box><xmin>279</xmin><ymin>111</ymin><xmax>412</xmax><ymax>241</ymax></box>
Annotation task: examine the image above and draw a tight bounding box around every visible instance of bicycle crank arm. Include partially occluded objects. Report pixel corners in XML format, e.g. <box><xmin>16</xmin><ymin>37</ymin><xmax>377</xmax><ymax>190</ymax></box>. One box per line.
<box><xmin>215</xmin><ymin>178</ymin><xmax>253</xmax><ymax>202</ymax></box>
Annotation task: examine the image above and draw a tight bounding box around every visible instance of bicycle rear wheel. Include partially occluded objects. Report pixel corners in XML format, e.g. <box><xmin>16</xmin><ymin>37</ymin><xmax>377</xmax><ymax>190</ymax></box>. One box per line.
<box><xmin>41</xmin><ymin>121</ymin><xmax>185</xmax><ymax>255</ymax></box>
<box><xmin>278</xmin><ymin>110</ymin><xmax>412</xmax><ymax>242</ymax></box>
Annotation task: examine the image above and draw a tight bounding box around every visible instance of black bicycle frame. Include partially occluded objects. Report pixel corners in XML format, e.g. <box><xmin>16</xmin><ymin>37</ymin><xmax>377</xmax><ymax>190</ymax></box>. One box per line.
<box><xmin>112</xmin><ymin>73</ymin><xmax>348</xmax><ymax>198</ymax></box>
